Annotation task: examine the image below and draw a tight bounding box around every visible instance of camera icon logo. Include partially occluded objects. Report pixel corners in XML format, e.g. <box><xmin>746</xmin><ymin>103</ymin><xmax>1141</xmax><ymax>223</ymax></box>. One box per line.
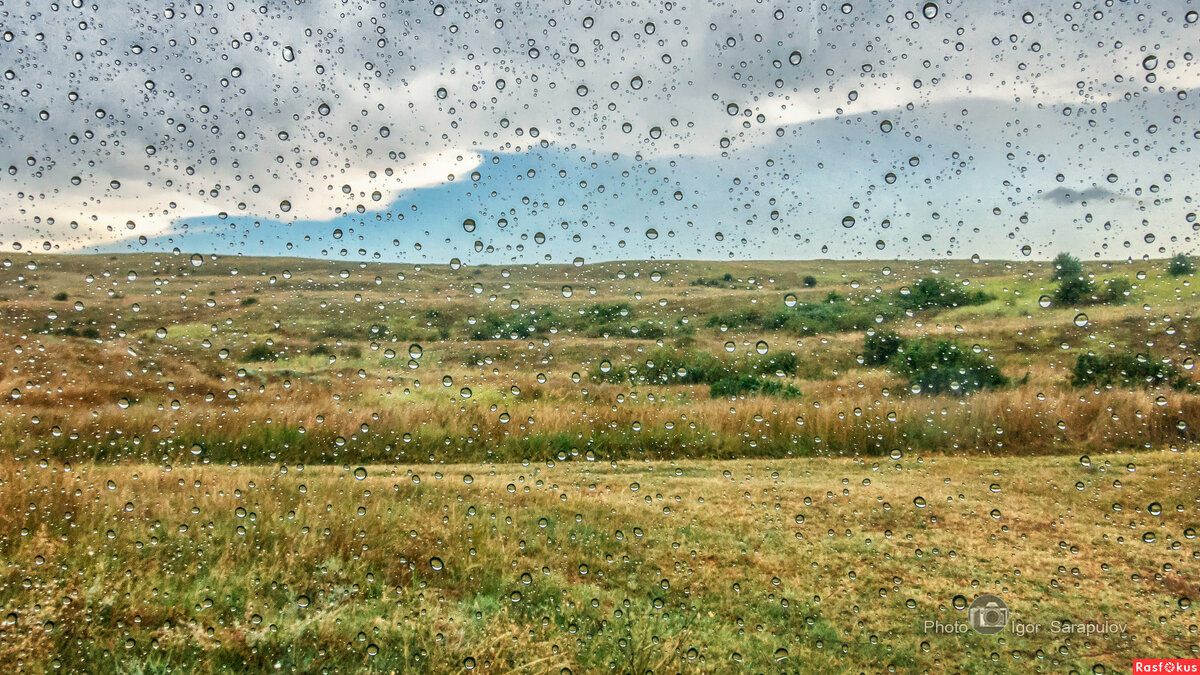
<box><xmin>967</xmin><ymin>595</ymin><xmax>1008</xmax><ymax>635</ymax></box>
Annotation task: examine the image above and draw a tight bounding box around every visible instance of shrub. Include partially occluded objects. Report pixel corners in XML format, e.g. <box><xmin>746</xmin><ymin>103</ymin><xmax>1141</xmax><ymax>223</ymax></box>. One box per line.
<box><xmin>589</xmin><ymin>348</ymin><xmax>800</xmax><ymax>389</ymax></box>
<box><xmin>893</xmin><ymin>339</ymin><xmax>1008</xmax><ymax>395</ymax></box>
<box><xmin>863</xmin><ymin>329</ymin><xmax>903</xmax><ymax>365</ymax></box>
<box><xmin>244</xmin><ymin>344</ymin><xmax>276</xmax><ymax>362</ymax></box>
<box><xmin>672</xmin><ymin>322</ymin><xmax>697</xmax><ymax>348</ymax></box>
<box><xmin>1101</xmin><ymin>277</ymin><xmax>1132</xmax><ymax>305</ymax></box>
<box><xmin>1167</xmin><ymin>253</ymin><xmax>1196</xmax><ymax>277</ymax></box>
<box><xmin>1053</xmin><ymin>274</ymin><xmax>1095</xmax><ymax>305</ymax></box>
<box><xmin>754</xmin><ymin>351</ymin><xmax>799</xmax><ymax>375</ymax></box>
<box><xmin>707</xmin><ymin>308</ymin><xmax>763</xmax><ymax>329</ymax></box>
<box><xmin>710</xmin><ymin>375</ymin><xmax>802</xmax><ymax>400</ymax></box>
<box><xmin>627</xmin><ymin>321</ymin><xmax>666</xmax><ymax>339</ymax></box>
<box><xmin>902</xmin><ymin>278</ymin><xmax>990</xmax><ymax>310</ymax></box>
<box><xmin>1051</xmin><ymin>252</ymin><xmax>1083</xmax><ymax>281</ymax></box>
<box><xmin>240</xmin><ymin>296</ymin><xmax>258</xmax><ymax>306</ymax></box>
<box><xmin>802</xmin><ymin>275</ymin><xmax>817</xmax><ymax>288</ymax></box>
<box><xmin>709</xmin><ymin>282</ymin><xmax>988</xmax><ymax>338</ymax></box>
<box><xmin>470</xmin><ymin>312</ymin><xmax>533</xmax><ymax>340</ymax></box>
<box><xmin>1071</xmin><ymin>352</ymin><xmax>1193</xmax><ymax>391</ymax></box>
<box><xmin>52</xmin><ymin>291</ymin><xmax>68</xmax><ymax>301</ymax></box>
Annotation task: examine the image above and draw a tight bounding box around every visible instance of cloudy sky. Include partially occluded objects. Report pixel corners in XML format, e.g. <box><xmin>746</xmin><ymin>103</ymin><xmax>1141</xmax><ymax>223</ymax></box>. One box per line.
<box><xmin>1</xmin><ymin>0</ymin><xmax>1197</xmax><ymax>263</ymax></box>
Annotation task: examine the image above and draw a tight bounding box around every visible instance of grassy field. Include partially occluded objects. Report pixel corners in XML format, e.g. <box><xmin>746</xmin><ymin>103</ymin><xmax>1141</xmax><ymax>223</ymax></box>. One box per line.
<box><xmin>0</xmin><ymin>253</ymin><xmax>1197</xmax><ymax>671</ymax></box>
<box><xmin>0</xmin><ymin>254</ymin><xmax>1195</xmax><ymax>463</ymax></box>
<box><xmin>1</xmin><ymin>452</ymin><xmax>1196</xmax><ymax>672</ymax></box>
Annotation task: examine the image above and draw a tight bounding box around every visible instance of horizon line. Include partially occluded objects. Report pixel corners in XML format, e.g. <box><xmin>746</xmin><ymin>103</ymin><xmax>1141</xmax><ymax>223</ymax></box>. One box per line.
<box><xmin>10</xmin><ymin>250</ymin><xmax>1195</xmax><ymax>268</ymax></box>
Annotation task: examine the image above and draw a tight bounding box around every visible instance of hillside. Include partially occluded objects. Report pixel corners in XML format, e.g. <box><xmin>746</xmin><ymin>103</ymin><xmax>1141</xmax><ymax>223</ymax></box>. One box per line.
<box><xmin>0</xmin><ymin>253</ymin><xmax>1195</xmax><ymax>463</ymax></box>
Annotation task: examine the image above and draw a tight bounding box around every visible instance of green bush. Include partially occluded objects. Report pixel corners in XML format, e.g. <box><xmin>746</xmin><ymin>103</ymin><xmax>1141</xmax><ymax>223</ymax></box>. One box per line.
<box><xmin>1051</xmin><ymin>252</ymin><xmax>1084</xmax><ymax>281</ymax></box>
<box><xmin>672</xmin><ymin>322</ymin><xmax>697</xmax><ymax>348</ymax></box>
<box><xmin>1071</xmin><ymin>352</ymin><xmax>1193</xmax><ymax>391</ymax></box>
<box><xmin>1053</xmin><ymin>274</ymin><xmax>1096</xmax><ymax>305</ymax></box>
<box><xmin>470</xmin><ymin>302</ymin><xmax>640</xmax><ymax>339</ymax></box>
<box><xmin>863</xmin><ymin>329</ymin><xmax>903</xmax><ymax>365</ymax></box>
<box><xmin>893</xmin><ymin>339</ymin><xmax>1009</xmax><ymax>395</ymax></box>
<box><xmin>709</xmin><ymin>375</ymin><xmax>802</xmax><ymax>400</ymax></box>
<box><xmin>52</xmin><ymin>291</ymin><xmax>68</xmax><ymax>301</ymax></box>
<box><xmin>802</xmin><ymin>275</ymin><xmax>817</xmax><ymax>288</ymax></box>
<box><xmin>708</xmin><ymin>280</ymin><xmax>988</xmax><ymax>337</ymax></box>
<box><xmin>627</xmin><ymin>321</ymin><xmax>666</xmax><ymax>339</ymax></box>
<box><xmin>754</xmin><ymin>351</ymin><xmax>799</xmax><ymax>375</ymax></box>
<box><xmin>244</xmin><ymin>344</ymin><xmax>276</xmax><ymax>362</ymax></box>
<box><xmin>1168</xmin><ymin>253</ymin><xmax>1196</xmax><ymax>277</ymax></box>
<box><xmin>900</xmin><ymin>278</ymin><xmax>990</xmax><ymax>310</ymax></box>
<box><xmin>1101</xmin><ymin>277</ymin><xmax>1132</xmax><ymax>305</ymax></box>
<box><xmin>589</xmin><ymin>348</ymin><xmax>801</xmax><ymax>393</ymax></box>
<box><xmin>470</xmin><ymin>312</ymin><xmax>533</xmax><ymax>340</ymax></box>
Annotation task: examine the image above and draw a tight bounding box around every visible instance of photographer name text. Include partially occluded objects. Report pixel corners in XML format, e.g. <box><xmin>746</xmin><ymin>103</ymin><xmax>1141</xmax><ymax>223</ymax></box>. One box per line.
<box><xmin>924</xmin><ymin>619</ymin><xmax>1127</xmax><ymax>636</ymax></box>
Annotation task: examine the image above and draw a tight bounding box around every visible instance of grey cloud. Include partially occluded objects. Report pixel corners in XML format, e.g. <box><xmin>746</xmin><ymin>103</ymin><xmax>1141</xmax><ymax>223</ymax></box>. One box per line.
<box><xmin>0</xmin><ymin>0</ymin><xmax>1197</xmax><ymax>259</ymax></box>
<box><xmin>1039</xmin><ymin>187</ymin><xmax>1127</xmax><ymax>204</ymax></box>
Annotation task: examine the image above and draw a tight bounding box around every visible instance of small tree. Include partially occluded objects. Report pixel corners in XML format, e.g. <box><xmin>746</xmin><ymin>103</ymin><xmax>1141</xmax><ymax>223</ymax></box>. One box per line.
<box><xmin>1167</xmin><ymin>253</ymin><xmax>1195</xmax><ymax>277</ymax></box>
<box><xmin>802</xmin><ymin>275</ymin><xmax>817</xmax><ymax>288</ymax></box>
<box><xmin>1051</xmin><ymin>252</ymin><xmax>1083</xmax><ymax>281</ymax></box>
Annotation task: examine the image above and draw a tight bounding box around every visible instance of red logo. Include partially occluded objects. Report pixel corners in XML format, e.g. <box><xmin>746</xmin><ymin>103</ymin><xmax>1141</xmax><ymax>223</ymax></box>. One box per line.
<box><xmin>1134</xmin><ymin>660</ymin><xmax>1200</xmax><ymax>673</ymax></box>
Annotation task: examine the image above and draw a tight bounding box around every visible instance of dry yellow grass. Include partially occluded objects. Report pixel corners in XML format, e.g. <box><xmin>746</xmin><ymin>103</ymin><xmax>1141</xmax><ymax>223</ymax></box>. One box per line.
<box><xmin>0</xmin><ymin>450</ymin><xmax>1196</xmax><ymax>672</ymax></box>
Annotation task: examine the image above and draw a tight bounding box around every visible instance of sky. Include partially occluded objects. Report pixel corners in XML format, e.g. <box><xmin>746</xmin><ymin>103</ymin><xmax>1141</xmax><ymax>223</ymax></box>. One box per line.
<box><xmin>0</xmin><ymin>0</ymin><xmax>1198</xmax><ymax>264</ymax></box>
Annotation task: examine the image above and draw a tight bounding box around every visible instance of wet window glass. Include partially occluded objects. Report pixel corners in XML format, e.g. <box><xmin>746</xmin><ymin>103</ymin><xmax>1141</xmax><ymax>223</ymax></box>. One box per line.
<box><xmin>0</xmin><ymin>1</ymin><xmax>1197</xmax><ymax>671</ymax></box>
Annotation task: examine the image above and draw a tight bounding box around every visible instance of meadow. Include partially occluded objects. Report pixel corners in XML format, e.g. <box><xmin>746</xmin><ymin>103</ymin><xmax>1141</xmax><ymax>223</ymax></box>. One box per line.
<box><xmin>0</xmin><ymin>252</ymin><xmax>1196</xmax><ymax>671</ymax></box>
